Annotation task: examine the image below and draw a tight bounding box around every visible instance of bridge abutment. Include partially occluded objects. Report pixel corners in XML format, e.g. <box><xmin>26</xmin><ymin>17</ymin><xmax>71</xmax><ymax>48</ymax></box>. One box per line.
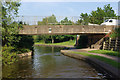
<box><xmin>87</xmin><ymin>34</ymin><xmax>105</xmax><ymax>49</ymax></box>
<box><xmin>76</xmin><ymin>34</ymin><xmax>105</xmax><ymax>49</ymax></box>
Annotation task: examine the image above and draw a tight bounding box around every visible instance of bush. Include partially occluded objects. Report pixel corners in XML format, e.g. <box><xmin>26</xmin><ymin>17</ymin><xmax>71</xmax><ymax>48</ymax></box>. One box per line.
<box><xmin>111</xmin><ymin>27</ymin><xmax>120</xmax><ymax>38</ymax></box>
<box><xmin>14</xmin><ymin>35</ymin><xmax>34</xmax><ymax>51</ymax></box>
<box><xmin>2</xmin><ymin>45</ymin><xmax>18</xmax><ymax>65</ymax></box>
<box><xmin>15</xmin><ymin>48</ymin><xmax>31</xmax><ymax>54</ymax></box>
<box><xmin>2</xmin><ymin>35</ymin><xmax>34</xmax><ymax>65</ymax></box>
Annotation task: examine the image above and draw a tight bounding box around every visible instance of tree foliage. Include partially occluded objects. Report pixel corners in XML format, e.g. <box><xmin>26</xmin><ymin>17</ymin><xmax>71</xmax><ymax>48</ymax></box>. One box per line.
<box><xmin>110</xmin><ymin>27</ymin><xmax>120</xmax><ymax>38</ymax></box>
<box><xmin>80</xmin><ymin>13</ymin><xmax>89</xmax><ymax>25</ymax></box>
<box><xmin>89</xmin><ymin>7</ymin><xmax>105</xmax><ymax>24</ymax></box>
<box><xmin>2</xmin><ymin>1</ymin><xmax>35</xmax><ymax>65</ymax></box>
<box><xmin>104</xmin><ymin>4</ymin><xmax>116</xmax><ymax>17</ymax></box>
<box><xmin>60</xmin><ymin>17</ymin><xmax>73</xmax><ymax>25</ymax></box>
<box><xmin>89</xmin><ymin>4</ymin><xmax>116</xmax><ymax>25</ymax></box>
<box><xmin>1</xmin><ymin>0</ymin><xmax>21</xmax><ymax>65</ymax></box>
<box><xmin>2</xmin><ymin>0</ymin><xmax>21</xmax><ymax>46</ymax></box>
<box><xmin>38</xmin><ymin>14</ymin><xmax>57</xmax><ymax>25</ymax></box>
<box><xmin>79</xmin><ymin>4</ymin><xmax>116</xmax><ymax>25</ymax></box>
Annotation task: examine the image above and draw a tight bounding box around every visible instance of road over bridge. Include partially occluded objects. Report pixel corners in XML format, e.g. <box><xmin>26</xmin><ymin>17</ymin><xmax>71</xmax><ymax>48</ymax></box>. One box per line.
<box><xmin>19</xmin><ymin>25</ymin><xmax>117</xmax><ymax>35</ymax></box>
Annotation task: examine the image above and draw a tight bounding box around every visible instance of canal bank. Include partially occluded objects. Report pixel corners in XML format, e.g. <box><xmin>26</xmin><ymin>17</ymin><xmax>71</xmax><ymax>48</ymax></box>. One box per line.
<box><xmin>34</xmin><ymin>44</ymin><xmax>74</xmax><ymax>48</ymax></box>
<box><xmin>61</xmin><ymin>50</ymin><xmax>120</xmax><ymax>79</ymax></box>
<box><xmin>17</xmin><ymin>51</ymin><xmax>32</xmax><ymax>58</ymax></box>
<box><xmin>34</xmin><ymin>40</ymin><xmax>75</xmax><ymax>48</ymax></box>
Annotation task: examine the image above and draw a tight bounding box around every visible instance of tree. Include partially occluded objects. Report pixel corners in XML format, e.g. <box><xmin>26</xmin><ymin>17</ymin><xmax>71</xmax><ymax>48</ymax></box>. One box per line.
<box><xmin>2</xmin><ymin>1</ymin><xmax>21</xmax><ymax>46</ymax></box>
<box><xmin>38</xmin><ymin>14</ymin><xmax>57</xmax><ymax>25</ymax></box>
<box><xmin>1</xmin><ymin>0</ymin><xmax>22</xmax><ymax>65</ymax></box>
<box><xmin>60</xmin><ymin>17</ymin><xmax>73</xmax><ymax>25</ymax></box>
<box><xmin>80</xmin><ymin>13</ymin><xmax>89</xmax><ymax>25</ymax></box>
<box><xmin>104</xmin><ymin>4</ymin><xmax>116</xmax><ymax>17</ymax></box>
<box><xmin>48</xmin><ymin>14</ymin><xmax>57</xmax><ymax>24</ymax></box>
<box><xmin>89</xmin><ymin>7</ymin><xmax>105</xmax><ymax>24</ymax></box>
<box><xmin>61</xmin><ymin>17</ymin><xmax>68</xmax><ymax>23</ymax></box>
<box><xmin>76</xmin><ymin>19</ymin><xmax>82</xmax><ymax>25</ymax></box>
<box><xmin>89</xmin><ymin>4</ymin><xmax>116</xmax><ymax>25</ymax></box>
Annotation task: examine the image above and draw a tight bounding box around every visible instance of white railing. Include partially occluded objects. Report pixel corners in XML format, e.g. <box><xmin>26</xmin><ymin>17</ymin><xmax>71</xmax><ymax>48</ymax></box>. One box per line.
<box><xmin>14</xmin><ymin>16</ymin><xmax>80</xmax><ymax>25</ymax></box>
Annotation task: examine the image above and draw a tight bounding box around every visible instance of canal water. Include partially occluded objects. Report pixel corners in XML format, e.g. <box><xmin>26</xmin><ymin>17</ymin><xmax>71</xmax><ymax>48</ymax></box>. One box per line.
<box><xmin>2</xmin><ymin>46</ymin><xmax>110</xmax><ymax>79</ymax></box>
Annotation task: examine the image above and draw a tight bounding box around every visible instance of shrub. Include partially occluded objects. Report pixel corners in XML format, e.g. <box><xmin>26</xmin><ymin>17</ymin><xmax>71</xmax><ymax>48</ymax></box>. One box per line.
<box><xmin>2</xmin><ymin>45</ymin><xmax>18</xmax><ymax>65</ymax></box>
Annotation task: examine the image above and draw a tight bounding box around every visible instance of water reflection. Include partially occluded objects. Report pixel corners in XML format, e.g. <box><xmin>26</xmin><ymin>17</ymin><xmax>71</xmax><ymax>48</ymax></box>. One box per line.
<box><xmin>2</xmin><ymin>46</ymin><xmax>105</xmax><ymax>79</ymax></box>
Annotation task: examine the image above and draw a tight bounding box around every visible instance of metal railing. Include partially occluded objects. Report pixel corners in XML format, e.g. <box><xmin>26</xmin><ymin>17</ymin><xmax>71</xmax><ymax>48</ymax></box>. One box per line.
<box><xmin>14</xmin><ymin>16</ymin><xmax>80</xmax><ymax>25</ymax></box>
<box><xmin>14</xmin><ymin>16</ymin><xmax>120</xmax><ymax>26</ymax></box>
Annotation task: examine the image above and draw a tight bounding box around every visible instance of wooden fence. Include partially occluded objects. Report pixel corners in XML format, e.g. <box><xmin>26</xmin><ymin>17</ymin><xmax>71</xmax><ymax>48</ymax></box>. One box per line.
<box><xmin>102</xmin><ymin>37</ymin><xmax>120</xmax><ymax>51</ymax></box>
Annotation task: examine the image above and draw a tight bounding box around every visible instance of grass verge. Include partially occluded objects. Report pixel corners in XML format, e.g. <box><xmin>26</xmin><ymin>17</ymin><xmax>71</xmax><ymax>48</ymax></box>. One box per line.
<box><xmin>71</xmin><ymin>51</ymin><xmax>120</xmax><ymax>69</ymax></box>
<box><xmin>88</xmin><ymin>50</ymin><xmax>120</xmax><ymax>57</ymax></box>
<box><xmin>35</xmin><ymin>40</ymin><xmax>75</xmax><ymax>46</ymax></box>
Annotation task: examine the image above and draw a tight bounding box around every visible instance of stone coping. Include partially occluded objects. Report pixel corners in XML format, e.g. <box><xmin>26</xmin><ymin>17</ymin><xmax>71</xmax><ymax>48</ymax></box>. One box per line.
<box><xmin>17</xmin><ymin>51</ymin><xmax>32</xmax><ymax>58</ymax></box>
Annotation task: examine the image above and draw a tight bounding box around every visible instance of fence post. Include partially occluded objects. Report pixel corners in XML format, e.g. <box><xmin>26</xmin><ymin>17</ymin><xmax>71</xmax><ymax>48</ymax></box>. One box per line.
<box><xmin>117</xmin><ymin>37</ymin><xmax>120</xmax><ymax>52</ymax></box>
<box><xmin>115</xmin><ymin>37</ymin><xmax>118</xmax><ymax>51</ymax></box>
<box><xmin>103</xmin><ymin>41</ymin><xmax>105</xmax><ymax>50</ymax></box>
<box><xmin>108</xmin><ymin>37</ymin><xmax>111</xmax><ymax>50</ymax></box>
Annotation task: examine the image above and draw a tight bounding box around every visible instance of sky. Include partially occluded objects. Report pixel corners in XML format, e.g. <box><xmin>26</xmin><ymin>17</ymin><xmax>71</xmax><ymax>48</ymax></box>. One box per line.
<box><xmin>17</xmin><ymin>1</ymin><xmax>119</xmax><ymax>25</ymax></box>
<box><xmin>20</xmin><ymin>0</ymin><xmax>120</xmax><ymax>2</ymax></box>
<box><xmin>18</xmin><ymin>2</ymin><xmax>118</xmax><ymax>16</ymax></box>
